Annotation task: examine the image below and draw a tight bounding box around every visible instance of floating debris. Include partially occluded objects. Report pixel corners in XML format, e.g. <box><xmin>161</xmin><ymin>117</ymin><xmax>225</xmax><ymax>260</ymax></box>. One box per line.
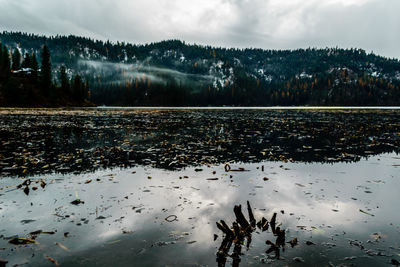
<box><xmin>288</xmin><ymin>237</ymin><xmax>298</xmax><ymax>248</ymax></box>
<box><xmin>71</xmin><ymin>199</ymin><xmax>84</xmax><ymax>205</ymax></box>
<box><xmin>1</xmin><ymin>109</ymin><xmax>400</xmax><ymax>267</ymax></box>
<box><xmin>152</xmin><ymin>241</ymin><xmax>176</xmax><ymax>247</ymax></box>
<box><xmin>45</xmin><ymin>256</ymin><xmax>59</xmax><ymax>266</ymax></box>
<box><xmin>370</xmin><ymin>232</ymin><xmax>387</xmax><ymax>241</ymax></box>
<box><xmin>359</xmin><ymin>209</ymin><xmax>375</xmax><ymax>216</ymax></box>
<box><xmin>293</xmin><ymin>257</ymin><xmax>305</xmax><ymax>262</ymax></box>
<box><xmin>9</xmin><ymin>237</ymin><xmax>37</xmax><ymax>245</ymax></box>
<box><xmin>224</xmin><ymin>164</ymin><xmax>249</xmax><ymax>172</ymax></box>
<box><xmin>392</xmin><ymin>259</ymin><xmax>400</xmax><ymax>266</ymax></box>
<box><xmin>20</xmin><ymin>219</ymin><xmax>36</xmax><ymax>225</ymax></box>
<box><xmin>23</xmin><ymin>186</ymin><xmax>29</xmax><ymax>195</ymax></box>
<box><xmin>165</xmin><ymin>215</ymin><xmax>178</xmax><ymax>222</ymax></box>
<box><xmin>55</xmin><ymin>242</ymin><xmax>69</xmax><ymax>251</ymax></box>
<box><xmin>29</xmin><ymin>230</ymin><xmax>55</xmax><ymax>236</ymax></box>
<box><xmin>1</xmin><ymin>110</ymin><xmax>400</xmax><ymax>176</ymax></box>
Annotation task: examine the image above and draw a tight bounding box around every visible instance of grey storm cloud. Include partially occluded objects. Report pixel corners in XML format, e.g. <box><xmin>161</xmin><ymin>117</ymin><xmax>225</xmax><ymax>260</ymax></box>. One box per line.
<box><xmin>0</xmin><ymin>0</ymin><xmax>399</xmax><ymax>58</ymax></box>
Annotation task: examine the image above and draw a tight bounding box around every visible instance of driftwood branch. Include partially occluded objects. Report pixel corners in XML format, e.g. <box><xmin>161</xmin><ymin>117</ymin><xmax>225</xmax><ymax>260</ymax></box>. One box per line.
<box><xmin>266</xmin><ymin>240</ymin><xmax>280</xmax><ymax>259</ymax></box>
<box><xmin>217</xmin><ymin>235</ymin><xmax>234</xmax><ymax>267</ymax></box>
<box><xmin>232</xmin><ymin>242</ymin><xmax>242</xmax><ymax>267</ymax></box>
<box><xmin>270</xmin><ymin>212</ymin><xmax>277</xmax><ymax>234</ymax></box>
<box><xmin>215</xmin><ymin>201</ymin><xmax>291</xmax><ymax>265</ymax></box>
<box><xmin>275</xmin><ymin>227</ymin><xmax>286</xmax><ymax>250</ymax></box>
<box><xmin>216</xmin><ymin>220</ymin><xmax>234</xmax><ymax>236</ymax></box>
<box><xmin>247</xmin><ymin>201</ymin><xmax>256</xmax><ymax>227</ymax></box>
<box><xmin>232</xmin><ymin>222</ymin><xmax>241</xmax><ymax>238</ymax></box>
<box><xmin>257</xmin><ymin>217</ymin><xmax>269</xmax><ymax>231</ymax></box>
<box><xmin>233</xmin><ymin>205</ymin><xmax>250</xmax><ymax>229</ymax></box>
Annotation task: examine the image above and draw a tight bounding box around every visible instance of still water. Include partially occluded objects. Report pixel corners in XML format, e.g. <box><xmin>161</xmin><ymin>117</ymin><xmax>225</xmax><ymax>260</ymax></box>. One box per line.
<box><xmin>1</xmin><ymin>154</ymin><xmax>399</xmax><ymax>266</ymax></box>
<box><xmin>0</xmin><ymin>108</ymin><xmax>400</xmax><ymax>266</ymax></box>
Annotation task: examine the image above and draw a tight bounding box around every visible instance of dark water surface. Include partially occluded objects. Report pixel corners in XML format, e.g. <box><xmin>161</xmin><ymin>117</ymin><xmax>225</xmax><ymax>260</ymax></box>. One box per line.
<box><xmin>0</xmin><ymin>109</ymin><xmax>400</xmax><ymax>266</ymax></box>
<box><xmin>1</xmin><ymin>108</ymin><xmax>400</xmax><ymax>176</ymax></box>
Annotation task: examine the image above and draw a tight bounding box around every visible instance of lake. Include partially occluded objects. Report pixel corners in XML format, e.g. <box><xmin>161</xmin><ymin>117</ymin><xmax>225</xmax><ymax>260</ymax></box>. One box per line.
<box><xmin>0</xmin><ymin>108</ymin><xmax>399</xmax><ymax>266</ymax></box>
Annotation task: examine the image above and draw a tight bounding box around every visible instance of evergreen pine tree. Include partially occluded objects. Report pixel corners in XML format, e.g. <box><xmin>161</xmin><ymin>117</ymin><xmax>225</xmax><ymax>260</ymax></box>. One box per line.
<box><xmin>11</xmin><ymin>48</ymin><xmax>21</xmax><ymax>70</ymax></box>
<box><xmin>59</xmin><ymin>65</ymin><xmax>69</xmax><ymax>94</ymax></box>
<box><xmin>21</xmin><ymin>53</ymin><xmax>32</xmax><ymax>69</ymax></box>
<box><xmin>1</xmin><ymin>46</ymin><xmax>11</xmax><ymax>81</ymax></box>
<box><xmin>40</xmin><ymin>45</ymin><xmax>52</xmax><ymax>95</ymax></box>
<box><xmin>83</xmin><ymin>80</ymin><xmax>89</xmax><ymax>100</ymax></box>
<box><xmin>72</xmin><ymin>74</ymin><xmax>82</xmax><ymax>101</ymax></box>
<box><xmin>31</xmin><ymin>52</ymin><xmax>39</xmax><ymax>82</ymax></box>
<box><xmin>0</xmin><ymin>43</ymin><xmax>3</xmax><ymax>73</ymax></box>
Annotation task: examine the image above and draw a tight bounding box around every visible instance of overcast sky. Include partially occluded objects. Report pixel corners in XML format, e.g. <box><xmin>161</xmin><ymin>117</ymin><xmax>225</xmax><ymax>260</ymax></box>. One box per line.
<box><xmin>0</xmin><ymin>0</ymin><xmax>399</xmax><ymax>58</ymax></box>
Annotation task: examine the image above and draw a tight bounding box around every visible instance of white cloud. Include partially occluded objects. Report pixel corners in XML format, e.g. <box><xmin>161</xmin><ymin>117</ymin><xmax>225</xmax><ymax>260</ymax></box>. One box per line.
<box><xmin>325</xmin><ymin>0</ymin><xmax>373</xmax><ymax>6</ymax></box>
<box><xmin>0</xmin><ymin>0</ymin><xmax>399</xmax><ymax>58</ymax></box>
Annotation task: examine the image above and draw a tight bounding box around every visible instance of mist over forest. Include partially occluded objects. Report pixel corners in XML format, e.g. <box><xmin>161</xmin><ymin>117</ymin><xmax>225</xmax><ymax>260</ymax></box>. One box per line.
<box><xmin>1</xmin><ymin>31</ymin><xmax>400</xmax><ymax>106</ymax></box>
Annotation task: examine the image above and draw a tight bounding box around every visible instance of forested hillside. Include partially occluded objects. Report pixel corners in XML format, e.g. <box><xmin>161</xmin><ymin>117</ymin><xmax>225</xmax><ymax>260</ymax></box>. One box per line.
<box><xmin>1</xmin><ymin>31</ymin><xmax>400</xmax><ymax>106</ymax></box>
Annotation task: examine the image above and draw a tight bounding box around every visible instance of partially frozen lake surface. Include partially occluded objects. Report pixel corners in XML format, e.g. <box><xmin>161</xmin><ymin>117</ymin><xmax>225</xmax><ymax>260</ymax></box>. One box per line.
<box><xmin>0</xmin><ymin>108</ymin><xmax>399</xmax><ymax>266</ymax></box>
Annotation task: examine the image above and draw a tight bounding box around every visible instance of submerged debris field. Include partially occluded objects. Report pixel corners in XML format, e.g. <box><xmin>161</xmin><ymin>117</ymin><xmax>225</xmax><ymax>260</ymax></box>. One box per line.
<box><xmin>0</xmin><ymin>108</ymin><xmax>399</xmax><ymax>176</ymax></box>
<box><xmin>1</xmin><ymin>108</ymin><xmax>400</xmax><ymax>266</ymax></box>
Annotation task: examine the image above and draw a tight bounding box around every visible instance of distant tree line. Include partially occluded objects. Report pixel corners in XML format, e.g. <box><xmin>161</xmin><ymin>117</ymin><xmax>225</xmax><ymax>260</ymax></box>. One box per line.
<box><xmin>89</xmin><ymin>73</ymin><xmax>400</xmax><ymax>106</ymax></box>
